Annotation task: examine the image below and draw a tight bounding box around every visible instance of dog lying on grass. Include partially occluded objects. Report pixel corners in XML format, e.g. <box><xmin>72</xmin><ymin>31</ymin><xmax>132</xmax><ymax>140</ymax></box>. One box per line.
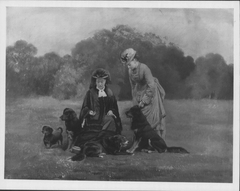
<box><xmin>41</xmin><ymin>125</ymin><xmax>63</xmax><ymax>148</ymax></box>
<box><xmin>70</xmin><ymin>141</ymin><xmax>105</xmax><ymax>161</ymax></box>
<box><xmin>69</xmin><ymin>131</ymin><xmax>131</xmax><ymax>161</ymax></box>
<box><xmin>125</xmin><ymin>105</ymin><xmax>189</xmax><ymax>154</ymax></box>
<box><xmin>60</xmin><ymin>108</ymin><xmax>82</xmax><ymax>151</ymax></box>
<box><xmin>102</xmin><ymin>134</ymin><xmax>129</xmax><ymax>154</ymax></box>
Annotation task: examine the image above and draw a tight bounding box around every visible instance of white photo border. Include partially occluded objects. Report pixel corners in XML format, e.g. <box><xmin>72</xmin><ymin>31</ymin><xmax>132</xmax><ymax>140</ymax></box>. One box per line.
<box><xmin>0</xmin><ymin>1</ymin><xmax>239</xmax><ymax>191</ymax></box>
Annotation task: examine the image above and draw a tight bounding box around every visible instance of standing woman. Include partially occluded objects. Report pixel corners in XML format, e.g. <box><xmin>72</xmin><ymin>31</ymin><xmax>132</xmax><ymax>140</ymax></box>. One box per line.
<box><xmin>79</xmin><ymin>68</ymin><xmax>122</xmax><ymax>134</ymax></box>
<box><xmin>120</xmin><ymin>48</ymin><xmax>166</xmax><ymax>140</ymax></box>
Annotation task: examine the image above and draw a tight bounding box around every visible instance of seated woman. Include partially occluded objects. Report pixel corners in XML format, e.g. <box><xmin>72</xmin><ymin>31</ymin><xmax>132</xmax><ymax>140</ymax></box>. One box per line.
<box><xmin>79</xmin><ymin>68</ymin><xmax>122</xmax><ymax>135</ymax></box>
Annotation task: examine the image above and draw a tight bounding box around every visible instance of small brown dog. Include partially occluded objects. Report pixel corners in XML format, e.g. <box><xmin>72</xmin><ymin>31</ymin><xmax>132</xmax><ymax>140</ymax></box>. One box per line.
<box><xmin>60</xmin><ymin>108</ymin><xmax>81</xmax><ymax>151</ymax></box>
<box><xmin>42</xmin><ymin>125</ymin><xmax>63</xmax><ymax>148</ymax></box>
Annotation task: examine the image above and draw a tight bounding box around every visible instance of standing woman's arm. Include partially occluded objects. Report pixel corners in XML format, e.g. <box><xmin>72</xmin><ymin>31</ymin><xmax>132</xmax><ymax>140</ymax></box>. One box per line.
<box><xmin>128</xmin><ymin>69</ymin><xmax>137</xmax><ymax>100</ymax></box>
<box><xmin>141</xmin><ymin>65</ymin><xmax>156</xmax><ymax>105</ymax></box>
<box><xmin>128</xmin><ymin>69</ymin><xmax>136</xmax><ymax>90</ymax></box>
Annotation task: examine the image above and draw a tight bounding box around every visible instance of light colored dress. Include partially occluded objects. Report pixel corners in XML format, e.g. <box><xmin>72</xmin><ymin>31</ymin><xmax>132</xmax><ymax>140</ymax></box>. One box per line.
<box><xmin>129</xmin><ymin>63</ymin><xmax>166</xmax><ymax>139</ymax></box>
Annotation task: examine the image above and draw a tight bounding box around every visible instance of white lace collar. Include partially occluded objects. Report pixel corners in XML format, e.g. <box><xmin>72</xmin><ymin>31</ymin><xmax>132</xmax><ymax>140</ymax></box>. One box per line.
<box><xmin>96</xmin><ymin>87</ymin><xmax>107</xmax><ymax>97</ymax></box>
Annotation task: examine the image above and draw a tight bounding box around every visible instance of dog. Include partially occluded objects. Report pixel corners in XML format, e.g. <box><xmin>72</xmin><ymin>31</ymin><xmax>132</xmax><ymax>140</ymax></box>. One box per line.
<box><xmin>69</xmin><ymin>133</ymin><xmax>131</xmax><ymax>161</ymax></box>
<box><xmin>70</xmin><ymin>141</ymin><xmax>105</xmax><ymax>161</ymax></box>
<box><xmin>42</xmin><ymin>125</ymin><xmax>63</xmax><ymax>148</ymax></box>
<box><xmin>101</xmin><ymin>134</ymin><xmax>130</xmax><ymax>154</ymax></box>
<box><xmin>60</xmin><ymin>108</ymin><xmax>81</xmax><ymax>151</ymax></box>
<box><xmin>125</xmin><ymin>105</ymin><xmax>189</xmax><ymax>154</ymax></box>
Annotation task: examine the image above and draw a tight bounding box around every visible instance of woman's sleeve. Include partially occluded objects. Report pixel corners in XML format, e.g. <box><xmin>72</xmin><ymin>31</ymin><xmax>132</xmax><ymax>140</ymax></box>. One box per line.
<box><xmin>108</xmin><ymin>93</ymin><xmax>123</xmax><ymax>134</ymax></box>
<box><xmin>141</xmin><ymin>65</ymin><xmax>156</xmax><ymax>105</ymax></box>
<box><xmin>113</xmin><ymin>95</ymin><xmax>123</xmax><ymax>134</ymax></box>
<box><xmin>129</xmin><ymin>70</ymin><xmax>136</xmax><ymax>90</ymax></box>
<box><xmin>79</xmin><ymin>90</ymin><xmax>91</xmax><ymax>121</ymax></box>
<box><xmin>128</xmin><ymin>70</ymin><xmax>137</xmax><ymax>102</ymax></box>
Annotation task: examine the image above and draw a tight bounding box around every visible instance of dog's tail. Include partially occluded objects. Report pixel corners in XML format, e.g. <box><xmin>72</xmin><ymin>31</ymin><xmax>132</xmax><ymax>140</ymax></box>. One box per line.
<box><xmin>57</xmin><ymin>127</ymin><xmax>63</xmax><ymax>134</ymax></box>
<box><xmin>166</xmin><ymin>147</ymin><xmax>189</xmax><ymax>154</ymax></box>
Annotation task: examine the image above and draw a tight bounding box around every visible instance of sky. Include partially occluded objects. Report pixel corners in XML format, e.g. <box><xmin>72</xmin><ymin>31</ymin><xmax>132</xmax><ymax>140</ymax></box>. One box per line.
<box><xmin>6</xmin><ymin>3</ymin><xmax>234</xmax><ymax>64</ymax></box>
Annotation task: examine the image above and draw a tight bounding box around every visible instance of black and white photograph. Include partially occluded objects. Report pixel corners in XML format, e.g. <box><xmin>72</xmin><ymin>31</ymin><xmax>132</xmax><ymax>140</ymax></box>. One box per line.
<box><xmin>0</xmin><ymin>1</ymin><xmax>239</xmax><ymax>190</ymax></box>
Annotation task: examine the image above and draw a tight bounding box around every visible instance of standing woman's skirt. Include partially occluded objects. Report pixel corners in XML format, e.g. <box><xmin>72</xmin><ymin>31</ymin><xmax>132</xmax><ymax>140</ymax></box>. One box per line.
<box><xmin>141</xmin><ymin>78</ymin><xmax>166</xmax><ymax>134</ymax></box>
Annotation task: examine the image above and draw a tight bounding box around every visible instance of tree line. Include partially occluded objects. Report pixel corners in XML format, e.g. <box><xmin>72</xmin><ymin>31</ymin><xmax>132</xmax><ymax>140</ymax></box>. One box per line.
<box><xmin>6</xmin><ymin>25</ymin><xmax>233</xmax><ymax>100</ymax></box>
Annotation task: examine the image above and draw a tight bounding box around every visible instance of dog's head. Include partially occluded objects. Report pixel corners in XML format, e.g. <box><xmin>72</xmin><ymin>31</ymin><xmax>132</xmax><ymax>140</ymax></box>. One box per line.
<box><xmin>60</xmin><ymin>108</ymin><xmax>78</xmax><ymax>121</ymax></box>
<box><xmin>41</xmin><ymin>125</ymin><xmax>53</xmax><ymax>135</ymax></box>
<box><xmin>108</xmin><ymin>135</ymin><xmax>129</xmax><ymax>150</ymax></box>
<box><xmin>125</xmin><ymin>105</ymin><xmax>142</xmax><ymax>119</ymax></box>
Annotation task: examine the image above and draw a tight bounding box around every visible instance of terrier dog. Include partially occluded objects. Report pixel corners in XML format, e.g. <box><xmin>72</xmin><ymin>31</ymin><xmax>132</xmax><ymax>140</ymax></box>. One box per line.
<box><xmin>42</xmin><ymin>125</ymin><xmax>63</xmax><ymax>148</ymax></box>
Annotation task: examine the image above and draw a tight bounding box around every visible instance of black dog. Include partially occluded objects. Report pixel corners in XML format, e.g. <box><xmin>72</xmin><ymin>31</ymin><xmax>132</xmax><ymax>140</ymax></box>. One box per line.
<box><xmin>125</xmin><ymin>105</ymin><xmax>189</xmax><ymax>154</ymax></box>
<box><xmin>70</xmin><ymin>141</ymin><xmax>105</xmax><ymax>161</ymax></box>
<box><xmin>60</xmin><ymin>108</ymin><xmax>81</xmax><ymax>151</ymax></box>
<box><xmin>69</xmin><ymin>132</ymin><xmax>131</xmax><ymax>161</ymax></box>
<box><xmin>42</xmin><ymin>125</ymin><xmax>63</xmax><ymax>148</ymax></box>
<box><xmin>101</xmin><ymin>134</ymin><xmax>129</xmax><ymax>155</ymax></box>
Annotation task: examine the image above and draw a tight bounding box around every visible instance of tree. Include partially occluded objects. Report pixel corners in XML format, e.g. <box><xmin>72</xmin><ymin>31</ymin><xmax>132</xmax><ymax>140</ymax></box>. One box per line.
<box><xmin>6</xmin><ymin>40</ymin><xmax>38</xmax><ymax>96</ymax></box>
<box><xmin>29</xmin><ymin>52</ymin><xmax>64</xmax><ymax>95</ymax></box>
<box><xmin>7</xmin><ymin>26</ymin><xmax>232</xmax><ymax>100</ymax></box>
<box><xmin>186</xmin><ymin>53</ymin><xmax>232</xmax><ymax>99</ymax></box>
<box><xmin>52</xmin><ymin>55</ymin><xmax>87</xmax><ymax>100</ymax></box>
<box><xmin>71</xmin><ymin>25</ymin><xmax>196</xmax><ymax>100</ymax></box>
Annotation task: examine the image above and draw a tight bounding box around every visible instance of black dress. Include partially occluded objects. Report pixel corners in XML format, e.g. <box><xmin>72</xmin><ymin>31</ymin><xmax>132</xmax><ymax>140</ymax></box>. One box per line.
<box><xmin>79</xmin><ymin>86</ymin><xmax>122</xmax><ymax>134</ymax></box>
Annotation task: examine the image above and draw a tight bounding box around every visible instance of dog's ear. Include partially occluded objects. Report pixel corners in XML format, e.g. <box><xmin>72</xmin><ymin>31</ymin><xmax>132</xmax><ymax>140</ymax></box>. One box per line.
<box><xmin>42</xmin><ymin>126</ymin><xmax>47</xmax><ymax>131</ymax></box>
<box><xmin>63</xmin><ymin>108</ymin><xmax>70</xmax><ymax>113</ymax></box>
<box><xmin>71</xmin><ymin>111</ymin><xmax>77</xmax><ymax>119</ymax></box>
<box><xmin>63</xmin><ymin>108</ymin><xmax>76</xmax><ymax>119</ymax></box>
<box><xmin>42</xmin><ymin>125</ymin><xmax>50</xmax><ymax>132</ymax></box>
<box><xmin>47</xmin><ymin>127</ymin><xmax>53</xmax><ymax>134</ymax></box>
<box><xmin>42</xmin><ymin>126</ymin><xmax>47</xmax><ymax>133</ymax></box>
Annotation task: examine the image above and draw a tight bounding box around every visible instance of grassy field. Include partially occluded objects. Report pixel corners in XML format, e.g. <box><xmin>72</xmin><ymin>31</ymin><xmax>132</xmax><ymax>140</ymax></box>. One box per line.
<box><xmin>4</xmin><ymin>96</ymin><xmax>233</xmax><ymax>183</ymax></box>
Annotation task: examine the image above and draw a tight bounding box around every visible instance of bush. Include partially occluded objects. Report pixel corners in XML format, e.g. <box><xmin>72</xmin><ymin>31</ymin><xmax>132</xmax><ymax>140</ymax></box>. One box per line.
<box><xmin>75</xmin><ymin>83</ymin><xmax>87</xmax><ymax>100</ymax></box>
<box><xmin>53</xmin><ymin>64</ymin><xmax>81</xmax><ymax>100</ymax></box>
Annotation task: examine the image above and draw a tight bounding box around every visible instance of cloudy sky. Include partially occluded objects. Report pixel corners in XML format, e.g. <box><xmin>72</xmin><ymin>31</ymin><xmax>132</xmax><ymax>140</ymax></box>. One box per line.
<box><xmin>6</xmin><ymin>2</ymin><xmax>234</xmax><ymax>64</ymax></box>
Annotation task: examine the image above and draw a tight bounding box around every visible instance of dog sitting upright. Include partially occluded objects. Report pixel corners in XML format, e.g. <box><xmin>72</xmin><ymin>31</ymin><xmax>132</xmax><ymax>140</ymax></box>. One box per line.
<box><xmin>125</xmin><ymin>105</ymin><xmax>189</xmax><ymax>154</ymax></box>
<box><xmin>42</xmin><ymin>125</ymin><xmax>63</xmax><ymax>148</ymax></box>
<box><xmin>60</xmin><ymin>108</ymin><xmax>81</xmax><ymax>151</ymax></box>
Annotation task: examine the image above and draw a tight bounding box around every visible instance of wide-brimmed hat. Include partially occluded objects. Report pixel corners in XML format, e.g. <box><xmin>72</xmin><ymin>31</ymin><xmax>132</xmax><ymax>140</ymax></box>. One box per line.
<box><xmin>92</xmin><ymin>68</ymin><xmax>110</xmax><ymax>79</ymax></box>
<box><xmin>89</xmin><ymin>68</ymin><xmax>111</xmax><ymax>88</ymax></box>
<box><xmin>120</xmin><ymin>48</ymin><xmax>136</xmax><ymax>65</ymax></box>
